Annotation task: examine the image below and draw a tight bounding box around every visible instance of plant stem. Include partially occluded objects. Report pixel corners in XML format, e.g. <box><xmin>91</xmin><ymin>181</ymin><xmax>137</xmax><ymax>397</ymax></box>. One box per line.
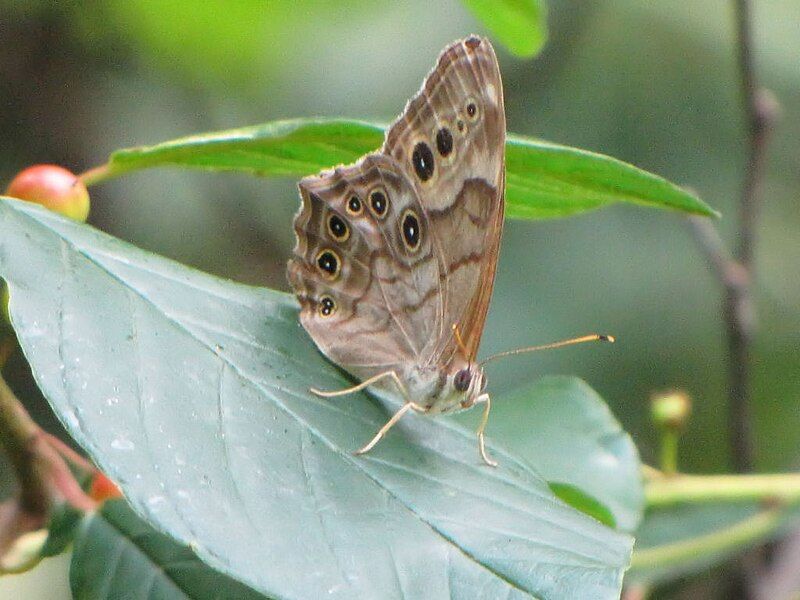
<box><xmin>78</xmin><ymin>163</ymin><xmax>112</xmax><ymax>187</ymax></box>
<box><xmin>646</xmin><ymin>472</ymin><xmax>800</xmax><ymax>508</ymax></box>
<box><xmin>631</xmin><ymin>508</ymin><xmax>783</xmax><ymax>571</ymax></box>
<box><xmin>690</xmin><ymin>1</ymin><xmax>782</xmax><ymax>594</ymax></box>
<box><xmin>727</xmin><ymin>0</ymin><xmax>778</xmax><ymax>474</ymax></box>
<box><xmin>0</xmin><ymin>372</ymin><xmax>50</xmax><ymax>517</ymax></box>
<box><xmin>689</xmin><ymin>0</ymin><xmax>778</xmax><ymax>475</ymax></box>
<box><xmin>659</xmin><ymin>431</ymin><xmax>679</xmax><ymax>476</ymax></box>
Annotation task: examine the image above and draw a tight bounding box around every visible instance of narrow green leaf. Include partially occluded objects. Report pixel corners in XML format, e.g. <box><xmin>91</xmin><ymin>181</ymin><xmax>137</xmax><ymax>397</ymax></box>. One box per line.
<box><xmin>461</xmin><ymin>0</ymin><xmax>547</xmax><ymax>57</ymax></box>
<box><xmin>1</xmin><ymin>198</ymin><xmax>633</xmax><ymax>600</ymax></box>
<box><xmin>94</xmin><ymin>118</ymin><xmax>717</xmax><ymax>219</ymax></box>
<box><xmin>71</xmin><ymin>500</ymin><xmax>265</xmax><ymax>599</ymax></box>
<box><xmin>504</xmin><ymin>136</ymin><xmax>717</xmax><ymax>218</ymax></box>
<box><xmin>549</xmin><ymin>482</ymin><xmax>617</xmax><ymax>529</ymax></box>
<box><xmin>105</xmin><ymin>119</ymin><xmax>383</xmax><ymax>181</ymax></box>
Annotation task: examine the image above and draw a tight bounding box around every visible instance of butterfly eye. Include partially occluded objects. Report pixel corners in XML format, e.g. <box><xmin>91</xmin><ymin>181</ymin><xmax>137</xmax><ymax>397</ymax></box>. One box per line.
<box><xmin>412</xmin><ymin>141</ymin><xmax>435</xmax><ymax>182</ymax></box>
<box><xmin>346</xmin><ymin>195</ymin><xmax>363</xmax><ymax>216</ymax></box>
<box><xmin>327</xmin><ymin>213</ymin><xmax>350</xmax><ymax>242</ymax></box>
<box><xmin>436</xmin><ymin>127</ymin><xmax>453</xmax><ymax>157</ymax></box>
<box><xmin>315</xmin><ymin>249</ymin><xmax>341</xmax><ymax>280</ymax></box>
<box><xmin>465</xmin><ymin>100</ymin><xmax>479</xmax><ymax>122</ymax></box>
<box><xmin>454</xmin><ymin>368</ymin><xmax>472</xmax><ymax>392</ymax></box>
<box><xmin>401</xmin><ymin>209</ymin><xmax>421</xmax><ymax>252</ymax></box>
<box><xmin>368</xmin><ymin>189</ymin><xmax>389</xmax><ymax>218</ymax></box>
<box><xmin>318</xmin><ymin>295</ymin><xmax>336</xmax><ymax>318</ymax></box>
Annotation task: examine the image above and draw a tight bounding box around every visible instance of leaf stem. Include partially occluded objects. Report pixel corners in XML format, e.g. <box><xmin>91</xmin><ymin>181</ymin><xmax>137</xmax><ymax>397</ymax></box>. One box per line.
<box><xmin>646</xmin><ymin>472</ymin><xmax>800</xmax><ymax>507</ymax></box>
<box><xmin>631</xmin><ymin>508</ymin><xmax>784</xmax><ymax>571</ymax></box>
<box><xmin>78</xmin><ymin>163</ymin><xmax>113</xmax><ymax>187</ymax></box>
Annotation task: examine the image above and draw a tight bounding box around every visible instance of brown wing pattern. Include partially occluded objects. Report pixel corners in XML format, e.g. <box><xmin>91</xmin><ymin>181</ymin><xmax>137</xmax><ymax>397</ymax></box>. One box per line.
<box><xmin>383</xmin><ymin>35</ymin><xmax>506</xmax><ymax>365</ymax></box>
<box><xmin>288</xmin><ymin>36</ymin><xmax>505</xmax><ymax>377</ymax></box>
<box><xmin>288</xmin><ymin>154</ymin><xmax>444</xmax><ymax>381</ymax></box>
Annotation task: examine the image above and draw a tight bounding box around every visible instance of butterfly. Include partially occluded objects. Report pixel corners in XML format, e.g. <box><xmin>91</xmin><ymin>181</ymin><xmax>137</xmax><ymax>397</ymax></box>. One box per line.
<box><xmin>288</xmin><ymin>36</ymin><xmax>610</xmax><ymax>465</ymax></box>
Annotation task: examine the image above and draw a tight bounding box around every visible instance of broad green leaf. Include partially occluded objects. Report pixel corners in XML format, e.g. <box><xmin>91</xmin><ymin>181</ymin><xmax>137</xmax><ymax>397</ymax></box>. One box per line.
<box><xmin>0</xmin><ymin>198</ymin><xmax>633</xmax><ymax>599</ymax></box>
<box><xmin>93</xmin><ymin>118</ymin><xmax>717</xmax><ymax>219</ymax></box>
<box><xmin>492</xmin><ymin>377</ymin><xmax>644</xmax><ymax>533</ymax></box>
<box><xmin>461</xmin><ymin>0</ymin><xmax>547</xmax><ymax>57</ymax></box>
<box><xmin>71</xmin><ymin>500</ymin><xmax>265</xmax><ymax>599</ymax></box>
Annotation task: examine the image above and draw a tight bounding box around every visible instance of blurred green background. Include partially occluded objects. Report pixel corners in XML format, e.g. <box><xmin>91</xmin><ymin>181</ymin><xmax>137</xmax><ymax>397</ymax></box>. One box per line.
<box><xmin>1</xmin><ymin>0</ymin><xmax>798</xmax><ymax>597</ymax></box>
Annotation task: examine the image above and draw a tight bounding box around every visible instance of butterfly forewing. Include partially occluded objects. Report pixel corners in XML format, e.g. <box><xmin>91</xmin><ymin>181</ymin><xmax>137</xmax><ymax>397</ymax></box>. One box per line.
<box><xmin>383</xmin><ymin>35</ymin><xmax>505</xmax><ymax>365</ymax></box>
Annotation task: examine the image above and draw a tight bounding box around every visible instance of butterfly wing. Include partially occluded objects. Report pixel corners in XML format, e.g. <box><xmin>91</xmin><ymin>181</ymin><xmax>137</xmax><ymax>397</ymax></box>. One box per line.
<box><xmin>382</xmin><ymin>35</ymin><xmax>505</xmax><ymax>366</ymax></box>
<box><xmin>288</xmin><ymin>154</ymin><xmax>442</xmax><ymax>382</ymax></box>
<box><xmin>288</xmin><ymin>35</ymin><xmax>505</xmax><ymax>381</ymax></box>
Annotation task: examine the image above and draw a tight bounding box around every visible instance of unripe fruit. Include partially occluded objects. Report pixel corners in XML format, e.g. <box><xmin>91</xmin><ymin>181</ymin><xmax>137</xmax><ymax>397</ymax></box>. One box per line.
<box><xmin>5</xmin><ymin>165</ymin><xmax>90</xmax><ymax>222</ymax></box>
<box><xmin>651</xmin><ymin>390</ymin><xmax>692</xmax><ymax>432</ymax></box>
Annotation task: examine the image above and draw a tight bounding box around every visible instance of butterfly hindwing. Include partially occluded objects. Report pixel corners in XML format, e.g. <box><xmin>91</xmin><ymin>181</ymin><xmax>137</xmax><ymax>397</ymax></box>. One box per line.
<box><xmin>288</xmin><ymin>154</ymin><xmax>443</xmax><ymax>381</ymax></box>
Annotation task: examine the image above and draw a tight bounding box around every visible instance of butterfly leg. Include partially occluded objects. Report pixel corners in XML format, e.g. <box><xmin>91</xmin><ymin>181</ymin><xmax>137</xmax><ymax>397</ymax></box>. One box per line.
<box><xmin>355</xmin><ymin>400</ymin><xmax>426</xmax><ymax>456</ymax></box>
<box><xmin>310</xmin><ymin>370</ymin><xmax>405</xmax><ymax>398</ymax></box>
<box><xmin>475</xmin><ymin>394</ymin><xmax>498</xmax><ymax>467</ymax></box>
<box><xmin>311</xmin><ymin>371</ymin><xmax>424</xmax><ymax>456</ymax></box>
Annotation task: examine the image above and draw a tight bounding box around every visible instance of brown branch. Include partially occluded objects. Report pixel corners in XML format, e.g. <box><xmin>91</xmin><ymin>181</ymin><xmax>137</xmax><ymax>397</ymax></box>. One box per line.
<box><xmin>734</xmin><ymin>1</ymin><xmax>780</xmax><ymax>268</ymax></box>
<box><xmin>687</xmin><ymin>210</ymin><xmax>757</xmax><ymax>475</ymax></box>
<box><xmin>688</xmin><ymin>0</ymin><xmax>779</xmax><ymax>475</ymax></box>
<box><xmin>685</xmin><ymin>1</ymin><xmax>782</xmax><ymax>597</ymax></box>
<box><xmin>0</xmin><ymin>367</ymin><xmax>98</xmax><ymax>566</ymax></box>
<box><xmin>0</xmin><ymin>373</ymin><xmax>51</xmax><ymax>518</ymax></box>
<box><xmin>0</xmin><ymin>334</ymin><xmax>98</xmax><ymax>556</ymax></box>
<box><xmin>726</xmin><ymin>0</ymin><xmax>778</xmax><ymax>474</ymax></box>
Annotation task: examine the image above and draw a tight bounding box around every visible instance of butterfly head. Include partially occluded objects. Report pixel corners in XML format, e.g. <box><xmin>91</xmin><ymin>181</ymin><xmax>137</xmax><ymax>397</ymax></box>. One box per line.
<box><xmin>452</xmin><ymin>364</ymin><xmax>487</xmax><ymax>409</ymax></box>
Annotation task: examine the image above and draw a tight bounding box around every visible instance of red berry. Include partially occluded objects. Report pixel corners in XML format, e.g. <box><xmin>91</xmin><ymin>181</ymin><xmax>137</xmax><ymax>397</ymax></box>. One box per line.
<box><xmin>89</xmin><ymin>472</ymin><xmax>123</xmax><ymax>502</ymax></box>
<box><xmin>5</xmin><ymin>165</ymin><xmax>90</xmax><ymax>222</ymax></box>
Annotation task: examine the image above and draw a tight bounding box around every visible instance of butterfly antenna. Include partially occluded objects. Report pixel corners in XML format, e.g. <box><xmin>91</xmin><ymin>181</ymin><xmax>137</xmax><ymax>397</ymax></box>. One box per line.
<box><xmin>479</xmin><ymin>334</ymin><xmax>615</xmax><ymax>367</ymax></box>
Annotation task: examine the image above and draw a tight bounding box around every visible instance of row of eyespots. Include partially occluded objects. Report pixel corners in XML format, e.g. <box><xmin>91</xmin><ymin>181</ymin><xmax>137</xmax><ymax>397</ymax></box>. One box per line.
<box><xmin>316</xmin><ymin>207</ymin><xmax>421</xmax><ymax>278</ymax></box>
<box><xmin>344</xmin><ymin>188</ymin><xmax>389</xmax><ymax>219</ymax></box>
<box><xmin>314</xmin><ymin>186</ymin><xmax>392</xmax><ymax>285</ymax></box>
<box><xmin>411</xmin><ymin>99</ymin><xmax>481</xmax><ymax>183</ymax></box>
<box><xmin>314</xmin><ymin>214</ymin><xmax>422</xmax><ymax>320</ymax></box>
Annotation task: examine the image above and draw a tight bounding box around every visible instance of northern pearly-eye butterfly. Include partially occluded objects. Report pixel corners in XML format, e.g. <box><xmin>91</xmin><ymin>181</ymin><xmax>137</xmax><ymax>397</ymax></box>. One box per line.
<box><xmin>288</xmin><ymin>36</ymin><xmax>611</xmax><ymax>466</ymax></box>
